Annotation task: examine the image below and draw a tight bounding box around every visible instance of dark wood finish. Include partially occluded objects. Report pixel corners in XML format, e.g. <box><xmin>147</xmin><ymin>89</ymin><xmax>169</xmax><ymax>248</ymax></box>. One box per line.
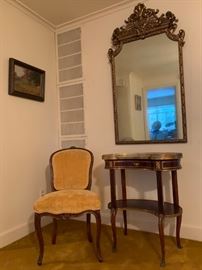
<box><xmin>102</xmin><ymin>152</ymin><xmax>183</xmax><ymax>266</ymax></box>
<box><xmin>171</xmin><ymin>170</ymin><xmax>182</xmax><ymax>248</ymax></box>
<box><xmin>109</xmin><ymin>169</ymin><xmax>117</xmax><ymax>250</ymax></box>
<box><xmin>35</xmin><ymin>210</ymin><xmax>103</xmax><ymax>264</ymax></box>
<box><xmin>108</xmin><ymin>200</ymin><xmax>182</xmax><ymax>217</ymax></box>
<box><xmin>34</xmin><ymin>213</ymin><xmax>44</xmax><ymax>266</ymax></box>
<box><xmin>172</xmin><ymin>170</ymin><xmax>179</xmax><ymax>207</ymax></box>
<box><xmin>121</xmin><ymin>169</ymin><xmax>127</xmax><ymax>235</ymax></box>
<box><xmin>94</xmin><ymin>210</ymin><xmax>103</xmax><ymax>262</ymax></box>
<box><xmin>103</xmin><ymin>152</ymin><xmax>182</xmax><ymax>170</ymax></box>
<box><xmin>87</xmin><ymin>213</ymin><xmax>93</xmax><ymax>242</ymax></box>
<box><xmin>156</xmin><ymin>171</ymin><xmax>164</xmax><ymax>214</ymax></box>
<box><xmin>52</xmin><ymin>218</ymin><xmax>57</xmax><ymax>244</ymax></box>
<box><xmin>158</xmin><ymin>215</ymin><xmax>165</xmax><ymax>267</ymax></box>
<box><xmin>108</xmin><ymin>3</ymin><xmax>187</xmax><ymax>144</ymax></box>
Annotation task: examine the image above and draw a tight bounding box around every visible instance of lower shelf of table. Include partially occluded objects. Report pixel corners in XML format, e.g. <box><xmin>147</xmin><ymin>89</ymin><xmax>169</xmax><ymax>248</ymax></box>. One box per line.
<box><xmin>108</xmin><ymin>199</ymin><xmax>182</xmax><ymax>217</ymax></box>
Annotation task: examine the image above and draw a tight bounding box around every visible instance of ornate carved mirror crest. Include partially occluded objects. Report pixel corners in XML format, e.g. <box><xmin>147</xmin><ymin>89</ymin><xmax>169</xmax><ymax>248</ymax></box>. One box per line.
<box><xmin>108</xmin><ymin>3</ymin><xmax>187</xmax><ymax>144</ymax></box>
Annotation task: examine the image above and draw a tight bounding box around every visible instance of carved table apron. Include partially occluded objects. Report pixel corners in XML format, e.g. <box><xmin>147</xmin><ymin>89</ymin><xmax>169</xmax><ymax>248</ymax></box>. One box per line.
<box><xmin>102</xmin><ymin>152</ymin><xmax>183</xmax><ymax>266</ymax></box>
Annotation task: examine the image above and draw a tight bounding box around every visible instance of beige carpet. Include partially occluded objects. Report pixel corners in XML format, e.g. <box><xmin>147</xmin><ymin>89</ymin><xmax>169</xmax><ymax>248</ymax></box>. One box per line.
<box><xmin>0</xmin><ymin>219</ymin><xmax>201</xmax><ymax>270</ymax></box>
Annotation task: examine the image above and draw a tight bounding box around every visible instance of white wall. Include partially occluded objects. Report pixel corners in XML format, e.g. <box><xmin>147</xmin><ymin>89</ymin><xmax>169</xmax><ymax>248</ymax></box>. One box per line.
<box><xmin>0</xmin><ymin>0</ymin><xmax>201</xmax><ymax>248</ymax></box>
<box><xmin>0</xmin><ymin>0</ymin><xmax>58</xmax><ymax>247</ymax></box>
<box><xmin>79</xmin><ymin>0</ymin><xmax>202</xmax><ymax>241</ymax></box>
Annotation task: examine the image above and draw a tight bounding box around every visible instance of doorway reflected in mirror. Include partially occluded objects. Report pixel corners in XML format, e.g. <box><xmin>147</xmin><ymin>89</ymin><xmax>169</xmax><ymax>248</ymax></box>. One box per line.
<box><xmin>146</xmin><ymin>86</ymin><xmax>177</xmax><ymax>141</ymax></box>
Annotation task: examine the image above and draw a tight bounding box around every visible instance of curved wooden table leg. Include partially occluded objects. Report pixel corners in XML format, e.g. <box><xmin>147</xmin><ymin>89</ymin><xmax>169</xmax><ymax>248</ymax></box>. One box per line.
<box><xmin>109</xmin><ymin>169</ymin><xmax>118</xmax><ymax>250</ymax></box>
<box><xmin>176</xmin><ymin>215</ymin><xmax>182</xmax><ymax>248</ymax></box>
<box><xmin>111</xmin><ymin>208</ymin><xmax>117</xmax><ymax>250</ymax></box>
<box><xmin>171</xmin><ymin>171</ymin><xmax>183</xmax><ymax>249</ymax></box>
<box><xmin>34</xmin><ymin>213</ymin><xmax>44</xmax><ymax>266</ymax></box>
<box><xmin>121</xmin><ymin>169</ymin><xmax>127</xmax><ymax>235</ymax></box>
<box><xmin>123</xmin><ymin>210</ymin><xmax>127</xmax><ymax>235</ymax></box>
<box><xmin>158</xmin><ymin>215</ymin><xmax>165</xmax><ymax>267</ymax></box>
<box><xmin>94</xmin><ymin>210</ymin><xmax>103</xmax><ymax>262</ymax></box>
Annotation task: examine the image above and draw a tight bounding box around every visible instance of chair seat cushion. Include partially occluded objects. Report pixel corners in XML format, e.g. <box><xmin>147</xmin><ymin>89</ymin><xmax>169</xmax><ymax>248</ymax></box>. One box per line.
<box><xmin>33</xmin><ymin>190</ymin><xmax>101</xmax><ymax>214</ymax></box>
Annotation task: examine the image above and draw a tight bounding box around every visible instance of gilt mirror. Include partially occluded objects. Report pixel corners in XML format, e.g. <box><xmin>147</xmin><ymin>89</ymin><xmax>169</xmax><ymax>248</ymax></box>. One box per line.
<box><xmin>108</xmin><ymin>3</ymin><xmax>187</xmax><ymax>144</ymax></box>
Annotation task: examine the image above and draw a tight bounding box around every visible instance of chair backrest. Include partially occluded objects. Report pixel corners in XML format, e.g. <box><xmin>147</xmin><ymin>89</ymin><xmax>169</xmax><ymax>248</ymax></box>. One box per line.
<box><xmin>50</xmin><ymin>147</ymin><xmax>93</xmax><ymax>191</ymax></box>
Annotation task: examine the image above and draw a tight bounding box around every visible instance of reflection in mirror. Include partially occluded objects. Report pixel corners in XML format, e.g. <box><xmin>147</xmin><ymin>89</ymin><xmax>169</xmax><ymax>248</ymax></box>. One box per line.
<box><xmin>115</xmin><ymin>34</ymin><xmax>183</xmax><ymax>142</ymax></box>
<box><xmin>109</xmin><ymin>3</ymin><xmax>187</xmax><ymax>144</ymax></box>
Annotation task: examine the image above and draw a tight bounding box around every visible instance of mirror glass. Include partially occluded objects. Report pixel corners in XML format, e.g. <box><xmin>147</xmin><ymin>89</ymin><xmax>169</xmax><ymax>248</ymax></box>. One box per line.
<box><xmin>115</xmin><ymin>34</ymin><xmax>183</xmax><ymax>142</ymax></box>
<box><xmin>109</xmin><ymin>3</ymin><xmax>187</xmax><ymax>144</ymax></box>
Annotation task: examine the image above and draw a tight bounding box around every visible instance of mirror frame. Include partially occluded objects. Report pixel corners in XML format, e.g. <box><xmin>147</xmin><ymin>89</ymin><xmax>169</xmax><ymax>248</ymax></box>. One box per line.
<box><xmin>108</xmin><ymin>3</ymin><xmax>187</xmax><ymax>144</ymax></box>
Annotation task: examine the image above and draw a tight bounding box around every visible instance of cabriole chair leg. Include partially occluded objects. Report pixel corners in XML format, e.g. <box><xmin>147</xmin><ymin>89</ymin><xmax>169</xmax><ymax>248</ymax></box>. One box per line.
<box><xmin>52</xmin><ymin>218</ymin><xmax>57</xmax><ymax>245</ymax></box>
<box><xmin>94</xmin><ymin>210</ymin><xmax>103</xmax><ymax>262</ymax></box>
<box><xmin>87</xmin><ymin>213</ymin><xmax>93</xmax><ymax>242</ymax></box>
<box><xmin>34</xmin><ymin>213</ymin><xmax>44</xmax><ymax>266</ymax></box>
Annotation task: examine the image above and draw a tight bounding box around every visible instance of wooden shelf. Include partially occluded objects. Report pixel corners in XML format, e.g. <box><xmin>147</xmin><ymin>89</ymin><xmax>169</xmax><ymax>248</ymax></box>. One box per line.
<box><xmin>108</xmin><ymin>199</ymin><xmax>182</xmax><ymax>217</ymax></box>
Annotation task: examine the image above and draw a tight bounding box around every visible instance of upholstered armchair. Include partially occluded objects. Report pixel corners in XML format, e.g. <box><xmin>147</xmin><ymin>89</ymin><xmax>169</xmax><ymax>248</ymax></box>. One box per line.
<box><xmin>33</xmin><ymin>147</ymin><xmax>102</xmax><ymax>265</ymax></box>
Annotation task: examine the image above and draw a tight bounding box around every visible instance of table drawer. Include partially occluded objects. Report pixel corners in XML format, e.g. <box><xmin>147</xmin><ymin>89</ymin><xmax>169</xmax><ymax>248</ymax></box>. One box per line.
<box><xmin>105</xmin><ymin>160</ymin><xmax>154</xmax><ymax>169</ymax></box>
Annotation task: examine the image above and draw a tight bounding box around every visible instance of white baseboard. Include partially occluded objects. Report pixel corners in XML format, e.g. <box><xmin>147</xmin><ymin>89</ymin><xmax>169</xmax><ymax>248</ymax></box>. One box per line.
<box><xmin>181</xmin><ymin>224</ymin><xmax>202</xmax><ymax>241</ymax></box>
<box><xmin>0</xmin><ymin>217</ymin><xmax>51</xmax><ymax>248</ymax></box>
<box><xmin>0</xmin><ymin>212</ymin><xmax>201</xmax><ymax>248</ymax></box>
<box><xmin>87</xmin><ymin>210</ymin><xmax>202</xmax><ymax>242</ymax></box>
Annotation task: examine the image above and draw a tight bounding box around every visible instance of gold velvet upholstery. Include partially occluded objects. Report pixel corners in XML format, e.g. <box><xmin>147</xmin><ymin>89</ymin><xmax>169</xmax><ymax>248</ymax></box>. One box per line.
<box><xmin>34</xmin><ymin>190</ymin><xmax>100</xmax><ymax>214</ymax></box>
<box><xmin>33</xmin><ymin>147</ymin><xmax>102</xmax><ymax>265</ymax></box>
<box><xmin>52</xmin><ymin>149</ymin><xmax>91</xmax><ymax>190</ymax></box>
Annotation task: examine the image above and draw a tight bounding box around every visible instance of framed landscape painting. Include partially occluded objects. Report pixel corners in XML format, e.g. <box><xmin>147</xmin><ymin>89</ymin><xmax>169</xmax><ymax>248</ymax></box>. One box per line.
<box><xmin>9</xmin><ymin>58</ymin><xmax>45</xmax><ymax>102</ymax></box>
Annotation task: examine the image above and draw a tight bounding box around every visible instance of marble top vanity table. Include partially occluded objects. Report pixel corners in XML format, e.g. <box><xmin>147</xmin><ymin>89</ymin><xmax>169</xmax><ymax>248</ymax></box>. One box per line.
<box><xmin>102</xmin><ymin>152</ymin><xmax>183</xmax><ymax>266</ymax></box>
